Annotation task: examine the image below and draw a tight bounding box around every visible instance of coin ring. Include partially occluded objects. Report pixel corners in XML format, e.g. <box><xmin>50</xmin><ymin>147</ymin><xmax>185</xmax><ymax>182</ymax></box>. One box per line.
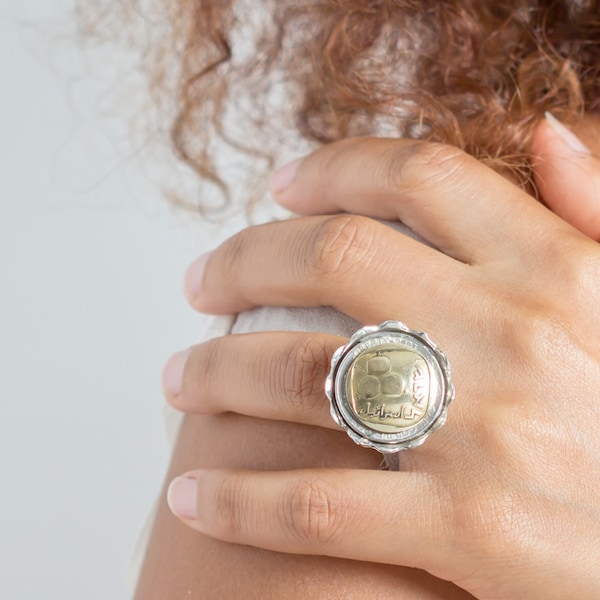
<box><xmin>325</xmin><ymin>320</ymin><xmax>454</xmax><ymax>454</ymax></box>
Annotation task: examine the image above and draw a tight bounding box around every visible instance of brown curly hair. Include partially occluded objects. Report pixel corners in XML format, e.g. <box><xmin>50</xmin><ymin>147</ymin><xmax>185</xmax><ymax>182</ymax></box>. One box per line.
<box><xmin>81</xmin><ymin>0</ymin><xmax>600</xmax><ymax>215</ymax></box>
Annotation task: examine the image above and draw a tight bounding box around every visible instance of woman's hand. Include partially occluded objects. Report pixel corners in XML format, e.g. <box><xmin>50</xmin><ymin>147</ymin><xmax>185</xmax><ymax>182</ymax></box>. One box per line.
<box><xmin>163</xmin><ymin>125</ymin><xmax>600</xmax><ymax>599</ymax></box>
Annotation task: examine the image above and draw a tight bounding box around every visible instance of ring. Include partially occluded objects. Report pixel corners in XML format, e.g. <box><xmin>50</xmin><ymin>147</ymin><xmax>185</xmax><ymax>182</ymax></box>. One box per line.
<box><xmin>325</xmin><ymin>321</ymin><xmax>454</xmax><ymax>453</ymax></box>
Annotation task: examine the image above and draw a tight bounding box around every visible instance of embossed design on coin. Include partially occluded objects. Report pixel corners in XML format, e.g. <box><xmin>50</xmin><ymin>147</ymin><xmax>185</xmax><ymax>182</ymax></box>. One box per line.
<box><xmin>326</xmin><ymin>321</ymin><xmax>454</xmax><ymax>453</ymax></box>
<box><xmin>347</xmin><ymin>345</ymin><xmax>430</xmax><ymax>433</ymax></box>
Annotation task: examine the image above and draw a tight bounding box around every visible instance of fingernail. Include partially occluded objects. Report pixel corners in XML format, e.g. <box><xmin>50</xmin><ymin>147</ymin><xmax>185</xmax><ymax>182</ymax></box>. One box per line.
<box><xmin>184</xmin><ymin>251</ymin><xmax>211</xmax><ymax>300</ymax></box>
<box><xmin>270</xmin><ymin>157</ymin><xmax>303</xmax><ymax>194</ymax></box>
<box><xmin>545</xmin><ymin>112</ymin><xmax>591</xmax><ymax>155</ymax></box>
<box><xmin>162</xmin><ymin>349</ymin><xmax>190</xmax><ymax>397</ymax></box>
<box><xmin>167</xmin><ymin>476</ymin><xmax>198</xmax><ymax>519</ymax></box>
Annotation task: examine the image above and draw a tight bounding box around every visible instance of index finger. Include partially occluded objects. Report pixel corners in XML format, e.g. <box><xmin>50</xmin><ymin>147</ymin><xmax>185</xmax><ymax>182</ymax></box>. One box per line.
<box><xmin>271</xmin><ymin>137</ymin><xmax>567</xmax><ymax>264</ymax></box>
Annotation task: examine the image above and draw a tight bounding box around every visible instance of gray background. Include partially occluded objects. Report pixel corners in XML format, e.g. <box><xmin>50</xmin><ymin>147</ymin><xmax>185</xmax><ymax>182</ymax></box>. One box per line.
<box><xmin>0</xmin><ymin>1</ymin><xmax>250</xmax><ymax>597</ymax></box>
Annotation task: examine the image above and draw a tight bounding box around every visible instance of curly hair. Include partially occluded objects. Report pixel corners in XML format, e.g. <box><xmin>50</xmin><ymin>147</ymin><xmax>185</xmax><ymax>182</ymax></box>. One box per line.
<box><xmin>81</xmin><ymin>0</ymin><xmax>600</xmax><ymax>215</ymax></box>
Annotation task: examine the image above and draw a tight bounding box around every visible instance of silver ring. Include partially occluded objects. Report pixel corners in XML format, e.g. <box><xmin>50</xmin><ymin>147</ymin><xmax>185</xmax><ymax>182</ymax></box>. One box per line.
<box><xmin>325</xmin><ymin>321</ymin><xmax>454</xmax><ymax>454</ymax></box>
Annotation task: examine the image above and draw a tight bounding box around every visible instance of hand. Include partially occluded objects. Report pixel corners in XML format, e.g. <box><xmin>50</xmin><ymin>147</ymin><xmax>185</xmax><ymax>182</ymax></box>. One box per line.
<box><xmin>163</xmin><ymin>125</ymin><xmax>600</xmax><ymax>599</ymax></box>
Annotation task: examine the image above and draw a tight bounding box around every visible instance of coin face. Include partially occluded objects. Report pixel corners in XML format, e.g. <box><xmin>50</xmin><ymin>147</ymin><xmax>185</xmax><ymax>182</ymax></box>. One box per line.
<box><xmin>326</xmin><ymin>321</ymin><xmax>453</xmax><ymax>453</ymax></box>
<box><xmin>346</xmin><ymin>345</ymin><xmax>430</xmax><ymax>433</ymax></box>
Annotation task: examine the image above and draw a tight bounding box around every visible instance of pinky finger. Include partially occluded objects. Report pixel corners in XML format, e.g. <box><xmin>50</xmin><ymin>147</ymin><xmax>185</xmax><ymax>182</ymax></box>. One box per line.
<box><xmin>166</xmin><ymin>467</ymin><xmax>459</xmax><ymax>578</ymax></box>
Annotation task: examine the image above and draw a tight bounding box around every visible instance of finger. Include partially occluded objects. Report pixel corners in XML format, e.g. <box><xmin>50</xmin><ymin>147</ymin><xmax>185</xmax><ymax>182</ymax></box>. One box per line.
<box><xmin>163</xmin><ymin>332</ymin><xmax>344</xmax><ymax>430</ymax></box>
<box><xmin>184</xmin><ymin>214</ymin><xmax>467</xmax><ymax>331</ymax></box>
<box><xmin>270</xmin><ymin>137</ymin><xmax>566</xmax><ymax>263</ymax></box>
<box><xmin>166</xmin><ymin>468</ymin><xmax>459</xmax><ymax>578</ymax></box>
<box><xmin>531</xmin><ymin>113</ymin><xmax>600</xmax><ymax>241</ymax></box>
<box><xmin>162</xmin><ymin>331</ymin><xmax>473</xmax><ymax>467</ymax></box>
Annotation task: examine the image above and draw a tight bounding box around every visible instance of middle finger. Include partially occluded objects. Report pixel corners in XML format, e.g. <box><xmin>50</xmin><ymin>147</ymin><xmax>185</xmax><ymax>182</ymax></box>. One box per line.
<box><xmin>163</xmin><ymin>329</ymin><xmax>471</xmax><ymax>466</ymax></box>
<box><xmin>186</xmin><ymin>214</ymin><xmax>468</xmax><ymax>333</ymax></box>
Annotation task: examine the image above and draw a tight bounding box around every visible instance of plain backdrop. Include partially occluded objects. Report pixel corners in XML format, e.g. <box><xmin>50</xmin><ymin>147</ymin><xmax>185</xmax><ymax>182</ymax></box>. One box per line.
<box><xmin>0</xmin><ymin>1</ymin><xmax>260</xmax><ymax>597</ymax></box>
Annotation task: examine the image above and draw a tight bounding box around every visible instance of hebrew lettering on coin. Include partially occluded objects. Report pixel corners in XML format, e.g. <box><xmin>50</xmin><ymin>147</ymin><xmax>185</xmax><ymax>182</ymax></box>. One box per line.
<box><xmin>346</xmin><ymin>345</ymin><xmax>430</xmax><ymax>433</ymax></box>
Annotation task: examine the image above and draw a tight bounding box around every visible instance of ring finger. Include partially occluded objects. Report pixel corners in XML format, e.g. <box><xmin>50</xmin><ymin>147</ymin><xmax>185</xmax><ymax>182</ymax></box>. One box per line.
<box><xmin>163</xmin><ymin>332</ymin><xmax>346</xmax><ymax>430</ymax></box>
<box><xmin>162</xmin><ymin>330</ymin><xmax>470</xmax><ymax>463</ymax></box>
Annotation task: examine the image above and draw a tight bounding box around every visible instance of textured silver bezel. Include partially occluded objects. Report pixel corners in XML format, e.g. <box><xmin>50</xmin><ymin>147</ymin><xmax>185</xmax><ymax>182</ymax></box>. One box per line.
<box><xmin>325</xmin><ymin>320</ymin><xmax>454</xmax><ymax>454</ymax></box>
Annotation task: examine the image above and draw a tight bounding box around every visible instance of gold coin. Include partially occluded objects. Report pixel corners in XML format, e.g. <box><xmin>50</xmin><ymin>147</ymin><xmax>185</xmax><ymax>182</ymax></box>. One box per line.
<box><xmin>346</xmin><ymin>344</ymin><xmax>430</xmax><ymax>433</ymax></box>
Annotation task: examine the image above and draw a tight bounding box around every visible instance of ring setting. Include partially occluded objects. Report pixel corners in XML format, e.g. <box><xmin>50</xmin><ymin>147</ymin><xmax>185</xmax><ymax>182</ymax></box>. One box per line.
<box><xmin>325</xmin><ymin>321</ymin><xmax>454</xmax><ymax>453</ymax></box>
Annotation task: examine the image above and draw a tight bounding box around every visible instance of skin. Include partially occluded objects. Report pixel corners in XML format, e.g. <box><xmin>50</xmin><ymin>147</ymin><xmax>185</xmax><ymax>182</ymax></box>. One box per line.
<box><xmin>135</xmin><ymin>116</ymin><xmax>600</xmax><ymax>599</ymax></box>
<box><xmin>135</xmin><ymin>416</ymin><xmax>476</xmax><ymax>599</ymax></box>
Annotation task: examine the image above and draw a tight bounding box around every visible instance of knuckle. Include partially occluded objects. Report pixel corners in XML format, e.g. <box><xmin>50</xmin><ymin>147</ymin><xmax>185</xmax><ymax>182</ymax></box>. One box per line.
<box><xmin>283</xmin><ymin>475</ymin><xmax>347</xmax><ymax>548</ymax></box>
<box><xmin>221</xmin><ymin>227</ymin><xmax>254</xmax><ymax>278</ymax></box>
<box><xmin>283</xmin><ymin>336</ymin><xmax>330</xmax><ymax>416</ymax></box>
<box><xmin>533</xmin><ymin>239</ymin><xmax>600</xmax><ymax>350</ymax></box>
<box><xmin>558</xmin><ymin>241</ymin><xmax>600</xmax><ymax>299</ymax></box>
<box><xmin>391</xmin><ymin>142</ymin><xmax>470</xmax><ymax>195</ymax></box>
<box><xmin>450</xmin><ymin>485</ymin><xmax>537</xmax><ymax>566</ymax></box>
<box><xmin>315</xmin><ymin>138</ymin><xmax>358</xmax><ymax>184</ymax></box>
<box><xmin>214</xmin><ymin>473</ymin><xmax>250</xmax><ymax>538</ymax></box>
<box><xmin>188</xmin><ymin>338</ymin><xmax>225</xmax><ymax>411</ymax></box>
<box><xmin>311</xmin><ymin>215</ymin><xmax>378</xmax><ymax>280</ymax></box>
<box><xmin>529</xmin><ymin>233</ymin><xmax>600</xmax><ymax>311</ymax></box>
<box><xmin>500</xmin><ymin>298</ymin><xmax>568</xmax><ymax>373</ymax></box>
<box><xmin>477</xmin><ymin>278</ymin><xmax>565</xmax><ymax>380</ymax></box>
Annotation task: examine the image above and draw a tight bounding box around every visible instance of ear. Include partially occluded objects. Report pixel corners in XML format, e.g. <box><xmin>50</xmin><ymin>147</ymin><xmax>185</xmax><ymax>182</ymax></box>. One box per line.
<box><xmin>531</xmin><ymin>113</ymin><xmax>600</xmax><ymax>240</ymax></box>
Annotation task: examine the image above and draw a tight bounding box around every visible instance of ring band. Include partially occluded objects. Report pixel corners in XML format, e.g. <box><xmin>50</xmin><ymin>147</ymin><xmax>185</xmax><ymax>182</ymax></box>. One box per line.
<box><xmin>325</xmin><ymin>321</ymin><xmax>454</xmax><ymax>453</ymax></box>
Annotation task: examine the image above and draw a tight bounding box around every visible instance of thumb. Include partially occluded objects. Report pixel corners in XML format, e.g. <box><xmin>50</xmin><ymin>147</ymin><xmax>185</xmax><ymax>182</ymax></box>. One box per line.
<box><xmin>531</xmin><ymin>112</ymin><xmax>600</xmax><ymax>240</ymax></box>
